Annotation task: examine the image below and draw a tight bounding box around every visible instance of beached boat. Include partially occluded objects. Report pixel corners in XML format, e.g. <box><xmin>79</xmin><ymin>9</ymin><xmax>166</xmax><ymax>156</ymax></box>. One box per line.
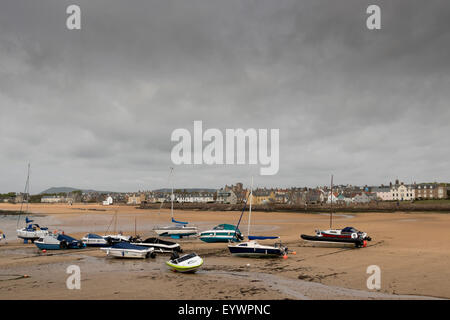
<box><xmin>35</xmin><ymin>233</ymin><xmax>86</xmax><ymax>250</ymax></box>
<box><xmin>166</xmin><ymin>252</ymin><xmax>203</xmax><ymax>273</ymax></box>
<box><xmin>0</xmin><ymin>230</ymin><xmax>5</xmax><ymax>243</ymax></box>
<box><xmin>300</xmin><ymin>175</ymin><xmax>372</xmax><ymax>248</ymax></box>
<box><xmin>81</xmin><ymin>233</ymin><xmax>111</xmax><ymax>247</ymax></box>
<box><xmin>130</xmin><ymin>236</ymin><xmax>182</xmax><ymax>253</ymax></box>
<box><xmin>152</xmin><ymin>168</ymin><xmax>198</xmax><ymax>238</ymax></box>
<box><xmin>100</xmin><ymin>242</ymin><xmax>155</xmax><ymax>259</ymax></box>
<box><xmin>228</xmin><ymin>238</ymin><xmax>288</xmax><ymax>257</ymax></box>
<box><xmin>153</xmin><ymin>222</ymin><xmax>198</xmax><ymax>238</ymax></box>
<box><xmin>227</xmin><ymin>177</ymin><xmax>288</xmax><ymax>258</ymax></box>
<box><xmin>199</xmin><ymin>224</ymin><xmax>244</xmax><ymax>243</ymax></box>
<box><xmin>301</xmin><ymin>227</ymin><xmax>372</xmax><ymax>248</ymax></box>
<box><xmin>17</xmin><ymin>220</ymin><xmax>50</xmax><ymax>243</ymax></box>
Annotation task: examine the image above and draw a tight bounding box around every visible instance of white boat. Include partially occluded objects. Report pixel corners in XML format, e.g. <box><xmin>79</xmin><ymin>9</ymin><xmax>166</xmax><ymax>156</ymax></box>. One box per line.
<box><xmin>153</xmin><ymin>223</ymin><xmax>198</xmax><ymax>238</ymax></box>
<box><xmin>15</xmin><ymin>165</ymin><xmax>50</xmax><ymax>243</ymax></box>
<box><xmin>100</xmin><ymin>242</ymin><xmax>155</xmax><ymax>259</ymax></box>
<box><xmin>17</xmin><ymin>221</ymin><xmax>50</xmax><ymax>242</ymax></box>
<box><xmin>166</xmin><ymin>252</ymin><xmax>203</xmax><ymax>273</ymax></box>
<box><xmin>81</xmin><ymin>233</ymin><xmax>110</xmax><ymax>247</ymax></box>
<box><xmin>152</xmin><ymin>168</ymin><xmax>197</xmax><ymax>238</ymax></box>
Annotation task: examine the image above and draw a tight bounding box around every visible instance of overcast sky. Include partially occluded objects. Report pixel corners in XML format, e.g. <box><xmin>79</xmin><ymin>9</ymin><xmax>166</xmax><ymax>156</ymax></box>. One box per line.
<box><xmin>1</xmin><ymin>0</ymin><xmax>449</xmax><ymax>193</ymax></box>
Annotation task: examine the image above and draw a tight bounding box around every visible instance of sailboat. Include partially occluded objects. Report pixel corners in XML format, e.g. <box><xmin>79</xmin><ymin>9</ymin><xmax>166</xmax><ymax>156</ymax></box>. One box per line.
<box><xmin>152</xmin><ymin>168</ymin><xmax>198</xmax><ymax>238</ymax></box>
<box><xmin>300</xmin><ymin>175</ymin><xmax>372</xmax><ymax>248</ymax></box>
<box><xmin>16</xmin><ymin>164</ymin><xmax>50</xmax><ymax>243</ymax></box>
<box><xmin>228</xmin><ymin>177</ymin><xmax>288</xmax><ymax>258</ymax></box>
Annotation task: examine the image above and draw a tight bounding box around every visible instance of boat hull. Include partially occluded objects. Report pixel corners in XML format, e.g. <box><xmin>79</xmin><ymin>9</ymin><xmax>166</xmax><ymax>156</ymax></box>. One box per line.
<box><xmin>154</xmin><ymin>229</ymin><xmax>198</xmax><ymax>237</ymax></box>
<box><xmin>166</xmin><ymin>254</ymin><xmax>203</xmax><ymax>273</ymax></box>
<box><xmin>35</xmin><ymin>243</ymin><xmax>61</xmax><ymax>250</ymax></box>
<box><xmin>228</xmin><ymin>246</ymin><xmax>284</xmax><ymax>257</ymax></box>
<box><xmin>300</xmin><ymin>234</ymin><xmax>364</xmax><ymax>248</ymax></box>
<box><xmin>100</xmin><ymin>247</ymin><xmax>153</xmax><ymax>259</ymax></box>
<box><xmin>200</xmin><ymin>236</ymin><xmax>240</xmax><ymax>243</ymax></box>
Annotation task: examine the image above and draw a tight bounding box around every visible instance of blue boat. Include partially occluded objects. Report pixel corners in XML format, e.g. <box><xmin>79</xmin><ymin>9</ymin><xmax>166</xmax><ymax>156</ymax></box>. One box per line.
<box><xmin>35</xmin><ymin>233</ymin><xmax>86</xmax><ymax>250</ymax></box>
<box><xmin>228</xmin><ymin>239</ymin><xmax>287</xmax><ymax>257</ymax></box>
<box><xmin>199</xmin><ymin>224</ymin><xmax>244</xmax><ymax>243</ymax></box>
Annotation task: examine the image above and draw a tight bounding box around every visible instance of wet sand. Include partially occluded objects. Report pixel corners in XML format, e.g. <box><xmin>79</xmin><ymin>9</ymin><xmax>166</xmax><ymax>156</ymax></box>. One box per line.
<box><xmin>0</xmin><ymin>203</ymin><xmax>449</xmax><ymax>300</ymax></box>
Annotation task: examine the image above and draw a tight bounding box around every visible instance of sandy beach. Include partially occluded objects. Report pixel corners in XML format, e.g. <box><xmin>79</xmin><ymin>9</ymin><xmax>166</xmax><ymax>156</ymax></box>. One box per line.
<box><xmin>0</xmin><ymin>203</ymin><xmax>449</xmax><ymax>300</ymax></box>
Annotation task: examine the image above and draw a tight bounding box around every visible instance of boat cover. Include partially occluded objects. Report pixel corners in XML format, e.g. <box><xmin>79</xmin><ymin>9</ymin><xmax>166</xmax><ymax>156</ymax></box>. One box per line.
<box><xmin>111</xmin><ymin>242</ymin><xmax>149</xmax><ymax>250</ymax></box>
<box><xmin>248</xmin><ymin>236</ymin><xmax>279</xmax><ymax>240</ymax></box>
<box><xmin>172</xmin><ymin>218</ymin><xmax>188</xmax><ymax>225</ymax></box>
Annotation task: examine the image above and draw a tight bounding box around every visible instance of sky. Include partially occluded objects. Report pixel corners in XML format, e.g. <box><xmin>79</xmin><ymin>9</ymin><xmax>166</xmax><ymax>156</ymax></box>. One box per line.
<box><xmin>1</xmin><ymin>0</ymin><xmax>450</xmax><ymax>193</ymax></box>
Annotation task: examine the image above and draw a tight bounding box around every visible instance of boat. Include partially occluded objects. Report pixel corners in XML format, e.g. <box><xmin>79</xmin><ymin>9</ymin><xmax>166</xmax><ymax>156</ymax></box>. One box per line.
<box><xmin>166</xmin><ymin>252</ymin><xmax>203</xmax><ymax>273</ymax></box>
<box><xmin>152</xmin><ymin>168</ymin><xmax>198</xmax><ymax>238</ymax></box>
<box><xmin>81</xmin><ymin>233</ymin><xmax>111</xmax><ymax>247</ymax></box>
<box><xmin>300</xmin><ymin>175</ymin><xmax>372</xmax><ymax>248</ymax></box>
<box><xmin>153</xmin><ymin>223</ymin><xmax>198</xmax><ymax>238</ymax></box>
<box><xmin>35</xmin><ymin>233</ymin><xmax>86</xmax><ymax>250</ymax></box>
<box><xmin>228</xmin><ymin>177</ymin><xmax>288</xmax><ymax>258</ymax></box>
<box><xmin>199</xmin><ymin>224</ymin><xmax>244</xmax><ymax>243</ymax></box>
<box><xmin>17</xmin><ymin>219</ymin><xmax>50</xmax><ymax>243</ymax></box>
<box><xmin>15</xmin><ymin>165</ymin><xmax>50</xmax><ymax>243</ymax></box>
<box><xmin>100</xmin><ymin>242</ymin><xmax>155</xmax><ymax>259</ymax></box>
<box><xmin>130</xmin><ymin>236</ymin><xmax>182</xmax><ymax>253</ymax></box>
<box><xmin>228</xmin><ymin>238</ymin><xmax>288</xmax><ymax>257</ymax></box>
<box><xmin>301</xmin><ymin>227</ymin><xmax>371</xmax><ymax>248</ymax></box>
<box><xmin>0</xmin><ymin>230</ymin><xmax>5</xmax><ymax>243</ymax></box>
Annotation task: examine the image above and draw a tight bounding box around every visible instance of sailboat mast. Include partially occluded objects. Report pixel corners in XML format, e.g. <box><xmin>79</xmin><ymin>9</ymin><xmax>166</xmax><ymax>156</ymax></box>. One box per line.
<box><xmin>330</xmin><ymin>174</ymin><xmax>333</xmax><ymax>229</ymax></box>
<box><xmin>247</xmin><ymin>176</ymin><xmax>253</xmax><ymax>237</ymax></box>
<box><xmin>170</xmin><ymin>167</ymin><xmax>174</xmax><ymax>219</ymax></box>
<box><xmin>17</xmin><ymin>163</ymin><xmax>31</xmax><ymax>227</ymax></box>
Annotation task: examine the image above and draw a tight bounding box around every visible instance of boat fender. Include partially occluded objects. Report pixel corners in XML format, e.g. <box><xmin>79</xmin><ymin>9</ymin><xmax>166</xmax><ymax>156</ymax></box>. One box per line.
<box><xmin>363</xmin><ymin>240</ymin><xmax>367</xmax><ymax>248</ymax></box>
<box><xmin>351</xmin><ymin>233</ymin><xmax>358</xmax><ymax>239</ymax></box>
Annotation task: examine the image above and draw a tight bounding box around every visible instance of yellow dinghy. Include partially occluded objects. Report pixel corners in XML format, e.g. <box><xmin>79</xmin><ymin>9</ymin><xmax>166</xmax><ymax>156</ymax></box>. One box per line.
<box><xmin>166</xmin><ymin>252</ymin><xmax>203</xmax><ymax>273</ymax></box>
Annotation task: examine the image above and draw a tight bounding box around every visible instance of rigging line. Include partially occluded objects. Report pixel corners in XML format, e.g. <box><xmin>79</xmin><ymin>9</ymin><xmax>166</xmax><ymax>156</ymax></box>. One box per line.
<box><xmin>17</xmin><ymin>163</ymin><xmax>30</xmax><ymax>228</ymax></box>
<box><xmin>233</xmin><ymin>193</ymin><xmax>250</xmax><ymax>240</ymax></box>
<box><xmin>158</xmin><ymin>167</ymin><xmax>173</xmax><ymax>216</ymax></box>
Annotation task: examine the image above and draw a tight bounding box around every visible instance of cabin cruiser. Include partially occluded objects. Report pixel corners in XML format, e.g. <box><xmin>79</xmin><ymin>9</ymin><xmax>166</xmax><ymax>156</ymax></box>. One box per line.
<box><xmin>35</xmin><ymin>233</ymin><xmax>86</xmax><ymax>250</ymax></box>
<box><xmin>153</xmin><ymin>221</ymin><xmax>198</xmax><ymax>238</ymax></box>
<box><xmin>101</xmin><ymin>242</ymin><xmax>155</xmax><ymax>259</ymax></box>
<box><xmin>199</xmin><ymin>224</ymin><xmax>244</xmax><ymax>243</ymax></box>
<box><xmin>301</xmin><ymin>226</ymin><xmax>372</xmax><ymax>248</ymax></box>
<box><xmin>166</xmin><ymin>252</ymin><xmax>203</xmax><ymax>273</ymax></box>
<box><xmin>129</xmin><ymin>236</ymin><xmax>182</xmax><ymax>253</ymax></box>
<box><xmin>81</xmin><ymin>233</ymin><xmax>111</xmax><ymax>247</ymax></box>
<box><xmin>228</xmin><ymin>237</ymin><xmax>288</xmax><ymax>258</ymax></box>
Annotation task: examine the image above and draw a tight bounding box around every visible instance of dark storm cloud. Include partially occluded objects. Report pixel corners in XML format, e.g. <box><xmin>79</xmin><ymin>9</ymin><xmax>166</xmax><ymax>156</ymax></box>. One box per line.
<box><xmin>1</xmin><ymin>0</ymin><xmax>450</xmax><ymax>192</ymax></box>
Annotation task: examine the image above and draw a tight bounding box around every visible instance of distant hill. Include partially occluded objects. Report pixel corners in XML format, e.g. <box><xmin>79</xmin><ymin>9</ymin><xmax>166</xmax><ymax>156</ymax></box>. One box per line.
<box><xmin>153</xmin><ymin>188</ymin><xmax>217</xmax><ymax>193</ymax></box>
<box><xmin>40</xmin><ymin>187</ymin><xmax>113</xmax><ymax>194</ymax></box>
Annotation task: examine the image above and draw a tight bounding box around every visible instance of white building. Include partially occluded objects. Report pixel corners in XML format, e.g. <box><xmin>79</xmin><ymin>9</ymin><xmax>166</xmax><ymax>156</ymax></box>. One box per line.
<box><xmin>103</xmin><ymin>196</ymin><xmax>113</xmax><ymax>206</ymax></box>
<box><xmin>391</xmin><ymin>184</ymin><xmax>415</xmax><ymax>201</ymax></box>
